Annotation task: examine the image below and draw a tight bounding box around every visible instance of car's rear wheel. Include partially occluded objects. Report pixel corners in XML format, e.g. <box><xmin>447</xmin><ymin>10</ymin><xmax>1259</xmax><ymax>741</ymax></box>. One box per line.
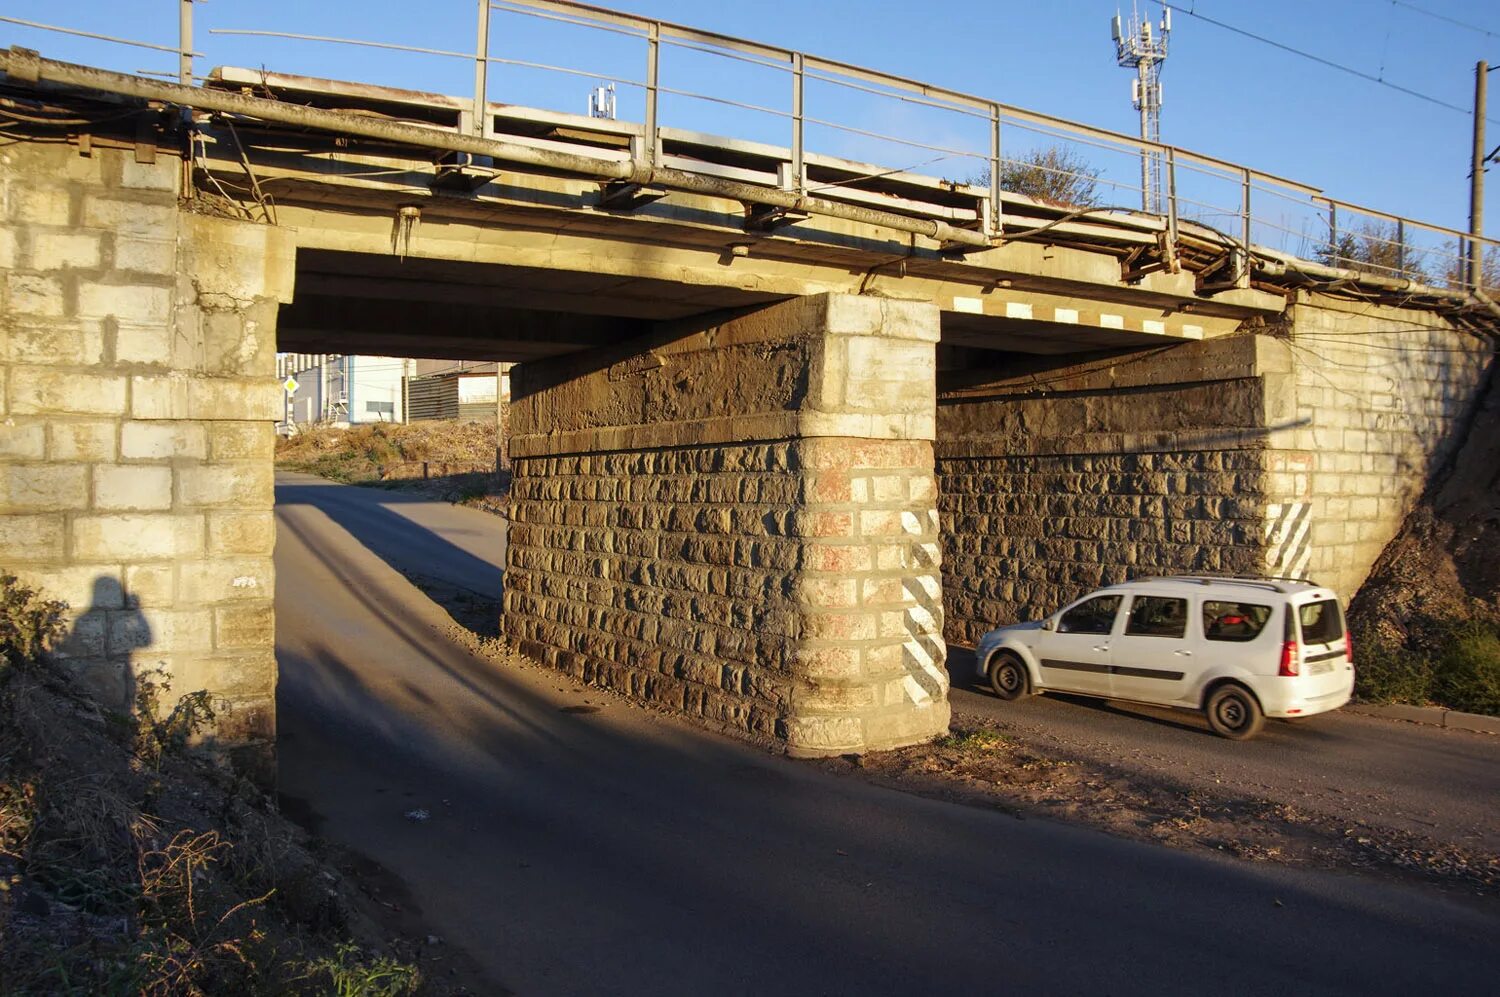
<box><xmin>988</xmin><ymin>652</ymin><xmax>1032</xmax><ymax>701</ymax></box>
<box><xmin>1205</xmin><ymin>683</ymin><xmax>1265</xmax><ymax>740</ymax></box>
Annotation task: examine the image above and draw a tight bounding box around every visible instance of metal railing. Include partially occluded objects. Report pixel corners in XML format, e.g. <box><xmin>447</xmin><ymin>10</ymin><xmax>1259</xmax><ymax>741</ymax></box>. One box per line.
<box><xmin>3</xmin><ymin>0</ymin><xmax>1497</xmax><ymax>291</ymax></box>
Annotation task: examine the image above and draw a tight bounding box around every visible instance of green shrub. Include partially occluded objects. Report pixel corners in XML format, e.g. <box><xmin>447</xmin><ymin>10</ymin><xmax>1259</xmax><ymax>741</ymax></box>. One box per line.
<box><xmin>1433</xmin><ymin>628</ymin><xmax>1500</xmax><ymax>716</ymax></box>
<box><xmin>1354</xmin><ymin>619</ymin><xmax>1500</xmax><ymax>717</ymax></box>
<box><xmin>1353</xmin><ymin>636</ymin><xmax>1434</xmax><ymax>705</ymax></box>
<box><xmin>0</xmin><ymin>572</ymin><xmax>67</xmax><ymax>671</ymax></box>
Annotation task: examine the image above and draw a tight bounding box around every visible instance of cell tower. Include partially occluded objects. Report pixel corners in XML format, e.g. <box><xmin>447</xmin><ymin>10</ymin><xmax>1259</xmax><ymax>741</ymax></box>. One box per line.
<box><xmin>588</xmin><ymin>82</ymin><xmax>617</xmax><ymax>120</ymax></box>
<box><xmin>1112</xmin><ymin>5</ymin><xmax>1171</xmax><ymax>214</ymax></box>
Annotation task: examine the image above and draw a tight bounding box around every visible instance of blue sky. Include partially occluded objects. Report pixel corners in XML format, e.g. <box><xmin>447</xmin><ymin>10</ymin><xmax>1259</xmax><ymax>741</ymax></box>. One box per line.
<box><xmin>5</xmin><ymin>0</ymin><xmax>1497</xmax><ymax>257</ymax></box>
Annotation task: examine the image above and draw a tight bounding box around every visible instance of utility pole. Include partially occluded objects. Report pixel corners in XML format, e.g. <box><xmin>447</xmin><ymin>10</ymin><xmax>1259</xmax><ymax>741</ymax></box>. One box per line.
<box><xmin>1470</xmin><ymin>60</ymin><xmax>1491</xmax><ymax>291</ymax></box>
<box><xmin>1112</xmin><ymin>5</ymin><xmax>1171</xmax><ymax>214</ymax></box>
<box><xmin>178</xmin><ymin>0</ymin><xmax>193</xmax><ymax>86</ymax></box>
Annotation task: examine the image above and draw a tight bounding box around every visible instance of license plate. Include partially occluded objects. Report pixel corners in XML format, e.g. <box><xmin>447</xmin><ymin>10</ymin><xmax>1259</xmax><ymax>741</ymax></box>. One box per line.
<box><xmin>1308</xmin><ymin>660</ymin><xmax>1333</xmax><ymax>675</ymax></box>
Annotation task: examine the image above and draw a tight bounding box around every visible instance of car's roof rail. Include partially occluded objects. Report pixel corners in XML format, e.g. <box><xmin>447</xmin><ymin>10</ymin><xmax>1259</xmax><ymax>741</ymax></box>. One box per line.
<box><xmin>1138</xmin><ymin>574</ymin><xmax>1306</xmax><ymax>595</ymax></box>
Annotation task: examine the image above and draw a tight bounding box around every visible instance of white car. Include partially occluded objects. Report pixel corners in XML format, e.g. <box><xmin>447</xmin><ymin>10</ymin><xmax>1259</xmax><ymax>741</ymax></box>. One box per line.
<box><xmin>973</xmin><ymin>576</ymin><xmax>1355</xmax><ymax>739</ymax></box>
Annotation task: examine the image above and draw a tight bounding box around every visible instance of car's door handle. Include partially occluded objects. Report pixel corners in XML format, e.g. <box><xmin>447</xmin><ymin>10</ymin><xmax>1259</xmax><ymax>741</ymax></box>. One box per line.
<box><xmin>1174</xmin><ymin>649</ymin><xmax>1193</xmax><ymax>657</ymax></box>
<box><xmin>1093</xmin><ymin>645</ymin><xmax>1109</xmax><ymax>653</ymax></box>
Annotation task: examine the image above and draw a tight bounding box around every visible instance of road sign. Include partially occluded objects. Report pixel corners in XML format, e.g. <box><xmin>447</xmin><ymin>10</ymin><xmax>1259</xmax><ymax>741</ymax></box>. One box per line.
<box><xmin>283</xmin><ymin>376</ymin><xmax>299</xmax><ymax>394</ymax></box>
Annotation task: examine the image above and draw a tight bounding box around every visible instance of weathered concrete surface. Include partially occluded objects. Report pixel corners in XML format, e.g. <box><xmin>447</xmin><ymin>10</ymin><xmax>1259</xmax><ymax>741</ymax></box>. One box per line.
<box><xmin>1265</xmin><ymin>295</ymin><xmax>1492</xmax><ymax>600</ymax></box>
<box><xmin>0</xmin><ymin>140</ymin><xmax>292</xmax><ymax>780</ymax></box>
<box><xmin>505</xmin><ymin>294</ymin><xmax>949</xmax><ymax>755</ymax></box>
<box><xmin>937</xmin><ymin>301</ymin><xmax>1493</xmax><ymax>644</ymax></box>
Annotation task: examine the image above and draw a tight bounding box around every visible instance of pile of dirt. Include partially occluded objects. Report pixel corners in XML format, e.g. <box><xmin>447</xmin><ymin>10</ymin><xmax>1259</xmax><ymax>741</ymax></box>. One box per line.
<box><xmin>275</xmin><ymin>419</ymin><xmax>509</xmax><ymax>515</ymax></box>
<box><xmin>1347</xmin><ymin>361</ymin><xmax>1500</xmax><ymax>714</ymax></box>
<box><xmin>0</xmin><ymin>575</ymin><xmax>488</xmax><ymax>995</ymax></box>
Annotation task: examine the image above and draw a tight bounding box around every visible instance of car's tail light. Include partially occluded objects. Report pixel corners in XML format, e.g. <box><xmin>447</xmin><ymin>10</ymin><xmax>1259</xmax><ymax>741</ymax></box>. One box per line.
<box><xmin>1343</xmin><ymin>630</ymin><xmax>1354</xmax><ymax>668</ymax></box>
<box><xmin>1279</xmin><ymin>640</ymin><xmax>1300</xmax><ymax>676</ymax></box>
<box><xmin>1280</xmin><ymin>607</ymin><xmax>1300</xmax><ymax>677</ymax></box>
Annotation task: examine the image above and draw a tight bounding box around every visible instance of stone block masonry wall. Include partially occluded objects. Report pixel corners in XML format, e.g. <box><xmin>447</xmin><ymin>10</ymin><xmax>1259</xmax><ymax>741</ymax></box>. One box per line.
<box><xmin>1269</xmin><ymin>295</ymin><xmax>1491</xmax><ymax>599</ymax></box>
<box><xmin>937</xmin><ymin>303</ymin><xmax>1490</xmax><ymax>650</ymax></box>
<box><xmin>0</xmin><ymin>138</ymin><xmax>293</xmax><ymax>782</ymax></box>
<box><xmin>937</xmin><ymin>336</ymin><xmax>1277</xmax><ymax>648</ymax></box>
<box><xmin>506</xmin><ymin>294</ymin><xmax>948</xmax><ymax>756</ymax></box>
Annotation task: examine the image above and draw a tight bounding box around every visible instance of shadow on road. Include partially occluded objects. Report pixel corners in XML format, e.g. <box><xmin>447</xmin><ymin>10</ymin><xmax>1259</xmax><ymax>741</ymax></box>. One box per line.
<box><xmin>276</xmin><ymin>478</ymin><xmax>505</xmax><ymax>637</ymax></box>
<box><xmin>271</xmin><ymin>479</ymin><xmax>1500</xmax><ymax>995</ymax></box>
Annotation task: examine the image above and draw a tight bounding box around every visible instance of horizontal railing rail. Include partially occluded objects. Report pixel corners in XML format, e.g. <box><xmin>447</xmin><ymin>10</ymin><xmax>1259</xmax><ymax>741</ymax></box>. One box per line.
<box><xmin>2</xmin><ymin>0</ymin><xmax>1496</xmax><ymax>294</ymax></box>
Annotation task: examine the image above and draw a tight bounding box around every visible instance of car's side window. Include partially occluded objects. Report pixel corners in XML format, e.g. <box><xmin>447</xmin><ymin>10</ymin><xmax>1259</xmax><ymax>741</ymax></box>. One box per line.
<box><xmin>1057</xmin><ymin>595</ymin><xmax>1123</xmax><ymax>635</ymax></box>
<box><xmin>1203</xmin><ymin>601</ymin><xmax>1271</xmax><ymax>642</ymax></box>
<box><xmin>1124</xmin><ymin>596</ymin><xmax>1188</xmax><ymax>638</ymax></box>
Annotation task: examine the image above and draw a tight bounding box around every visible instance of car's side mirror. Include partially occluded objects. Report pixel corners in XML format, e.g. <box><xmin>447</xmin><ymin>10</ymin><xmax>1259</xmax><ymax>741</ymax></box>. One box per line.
<box><xmin>1042</xmin><ymin>618</ymin><xmax>1057</xmax><ymax>632</ymax></box>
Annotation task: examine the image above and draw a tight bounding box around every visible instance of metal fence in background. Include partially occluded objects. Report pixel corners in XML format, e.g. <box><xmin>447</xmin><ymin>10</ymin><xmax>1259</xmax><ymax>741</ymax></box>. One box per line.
<box><xmin>2</xmin><ymin>0</ymin><xmax>1496</xmax><ymax>289</ymax></box>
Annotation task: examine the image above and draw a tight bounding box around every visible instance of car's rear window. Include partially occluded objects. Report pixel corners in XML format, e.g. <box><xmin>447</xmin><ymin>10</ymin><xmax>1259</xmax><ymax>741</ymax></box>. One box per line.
<box><xmin>1298</xmin><ymin>599</ymin><xmax>1344</xmax><ymax>645</ymax></box>
<box><xmin>1203</xmin><ymin>601</ymin><xmax>1271</xmax><ymax>642</ymax></box>
<box><xmin>1125</xmin><ymin>596</ymin><xmax>1188</xmax><ymax>638</ymax></box>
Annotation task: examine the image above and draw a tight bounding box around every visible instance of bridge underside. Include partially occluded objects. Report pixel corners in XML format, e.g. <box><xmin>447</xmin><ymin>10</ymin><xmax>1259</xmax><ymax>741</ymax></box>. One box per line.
<box><xmin>2</xmin><ymin>103</ymin><xmax>1492</xmax><ymax>778</ymax></box>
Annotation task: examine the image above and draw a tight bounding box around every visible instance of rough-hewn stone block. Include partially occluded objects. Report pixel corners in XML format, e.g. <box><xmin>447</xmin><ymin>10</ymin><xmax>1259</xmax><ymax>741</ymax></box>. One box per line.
<box><xmin>0</xmin><ymin>513</ymin><xmax>66</xmax><ymax>561</ymax></box>
<box><xmin>93</xmin><ymin>464</ymin><xmax>173</xmax><ymax>511</ymax></box>
<box><xmin>72</xmin><ymin>513</ymin><xmax>204</xmax><ymax>561</ymax></box>
<box><xmin>6</xmin><ymin>273</ymin><xmax>66</xmax><ymax>317</ymax></box>
<box><xmin>78</xmin><ymin>282</ymin><xmax>171</xmax><ymax>323</ymax></box>
<box><xmin>33</xmin><ymin>231</ymin><xmax>102</xmax><ymax>270</ymax></box>
<box><xmin>10</xmin><ymin>367</ymin><xmax>127</xmax><ymax>416</ymax></box>
<box><xmin>1</xmin><ymin>463</ymin><xmax>89</xmax><ymax>512</ymax></box>
<box><xmin>120</xmin><ymin>420</ymin><xmax>207</xmax><ymax>460</ymax></box>
<box><xmin>0</xmin><ymin>420</ymin><xmax>46</xmax><ymax>459</ymax></box>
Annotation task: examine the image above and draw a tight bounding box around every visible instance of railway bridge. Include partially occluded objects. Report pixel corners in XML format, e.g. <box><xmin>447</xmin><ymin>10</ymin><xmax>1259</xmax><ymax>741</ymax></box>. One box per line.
<box><xmin>1</xmin><ymin>3</ymin><xmax>1496</xmax><ymax>775</ymax></box>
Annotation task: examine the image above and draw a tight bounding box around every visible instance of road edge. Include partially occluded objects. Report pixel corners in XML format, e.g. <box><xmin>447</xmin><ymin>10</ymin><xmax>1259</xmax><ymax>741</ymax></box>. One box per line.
<box><xmin>1346</xmin><ymin>702</ymin><xmax>1500</xmax><ymax>734</ymax></box>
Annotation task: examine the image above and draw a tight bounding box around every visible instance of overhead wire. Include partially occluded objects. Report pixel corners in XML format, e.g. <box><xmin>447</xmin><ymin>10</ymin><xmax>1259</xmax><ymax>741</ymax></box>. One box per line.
<box><xmin>1152</xmin><ymin>2</ymin><xmax>1500</xmax><ymax>126</ymax></box>
<box><xmin>1389</xmin><ymin>0</ymin><xmax>1500</xmax><ymax>39</ymax></box>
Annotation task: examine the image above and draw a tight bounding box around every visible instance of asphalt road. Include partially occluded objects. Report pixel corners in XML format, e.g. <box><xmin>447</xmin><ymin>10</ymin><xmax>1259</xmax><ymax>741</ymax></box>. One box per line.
<box><xmin>274</xmin><ymin>472</ymin><xmax>1500</xmax><ymax>995</ymax></box>
<box><xmin>948</xmin><ymin>649</ymin><xmax>1500</xmax><ymax>852</ymax></box>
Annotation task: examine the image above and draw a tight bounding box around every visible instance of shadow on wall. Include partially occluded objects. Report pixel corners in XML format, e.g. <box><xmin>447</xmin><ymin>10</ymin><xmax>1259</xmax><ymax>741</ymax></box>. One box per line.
<box><xmin>54</xmin><ymin>575</ymin><xmax>153</xmax><ymax>715</ymax></box>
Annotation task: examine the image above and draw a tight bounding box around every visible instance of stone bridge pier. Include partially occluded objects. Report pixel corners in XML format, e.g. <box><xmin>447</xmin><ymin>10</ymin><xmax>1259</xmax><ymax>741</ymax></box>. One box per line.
<box><xmin>2</xmin><ymin>141</ymin><xmax>290</xmax><ymax>781</ymax></box>
<box><xmin>504</xmin><ymin>294</ymin><xmax>950</xmax><ymax>755</ymax></box>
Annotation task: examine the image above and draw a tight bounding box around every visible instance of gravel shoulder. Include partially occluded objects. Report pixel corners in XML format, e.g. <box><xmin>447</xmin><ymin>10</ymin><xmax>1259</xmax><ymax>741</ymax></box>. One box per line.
<box><xmin>819</xmin><ymin>648</ymin><xmax>1500</xmax><ymax>904</ymax></box>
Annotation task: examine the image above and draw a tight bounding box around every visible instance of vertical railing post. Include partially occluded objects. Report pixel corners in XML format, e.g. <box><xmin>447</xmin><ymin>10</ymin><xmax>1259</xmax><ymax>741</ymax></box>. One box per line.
<box><xmin>1239</xmin><ymin>167</ymin><xmax>1252</xmax><ymax>286</ymax></box>
<box><xmin>1328</xmin><ymin>199</ymin><xmax>1339</xmax><ymax>265</ymax></box>
<box><xmin>1165</xmin><ymin>147</ymin><xmax>1178</xmax><ymax>258</ymax></box>
<box><xmin>988</xmin><ymin>105</ymin><xmax>1001</xmax><ymax>236</ymax></box>
<box><xmin>1395</xmin><ymin>219</ymin><xmax>1406</xmax><ymax>277</ymax></box>
<box><xmin>789</xmin><ymin>51</ymin><xmax>804</xmax><ymax>193</ymax></box>
<box><xmin>645</xmin><ymin>21</ymin><xmax>660</xmax><ymax>168</ymax></box>
<box><xmin>178</xmin><ymin>0</ymin><xmax>193</xmax><ymax>85</ymax></box>
<box><xmin>473</xmin><ymin>0</ymin><xmax>490</xmax><ymax>136</ymax></box>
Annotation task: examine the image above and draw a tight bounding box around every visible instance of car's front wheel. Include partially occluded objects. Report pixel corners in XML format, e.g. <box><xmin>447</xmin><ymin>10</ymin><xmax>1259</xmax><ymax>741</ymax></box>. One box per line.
<box><xmin>1205</xmin><ymin>683</ymin><xmax>1265</xmax><ymax>740</ymax></box>
<box><xmin>988</xmin><ymin>652</ymin><xmax>1032</xmax><ymax>702</ymax></box>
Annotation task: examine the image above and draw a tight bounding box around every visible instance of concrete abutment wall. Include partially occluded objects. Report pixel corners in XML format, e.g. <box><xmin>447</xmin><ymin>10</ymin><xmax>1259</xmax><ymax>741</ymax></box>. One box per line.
<box><xmin>504</xmin><ymin>294</ymin><xmax>950</xmax><ymax>755</ymax></box>
<box><xmin>1</xmin><ymin>139</ymin><xmax>291</xmax><ymax>780</ymax></box>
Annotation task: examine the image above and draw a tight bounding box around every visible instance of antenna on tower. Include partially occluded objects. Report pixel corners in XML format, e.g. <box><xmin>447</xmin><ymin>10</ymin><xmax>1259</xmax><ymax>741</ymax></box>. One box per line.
<box><xmin>588</xmin><ymin>81</ymin><xmax>617</xmax><ymax>120</ymax></box>
<box><xmin>1112</xmin><ymin>3</ymin><xmax>1171</xmax><ymax>214</ymax></box>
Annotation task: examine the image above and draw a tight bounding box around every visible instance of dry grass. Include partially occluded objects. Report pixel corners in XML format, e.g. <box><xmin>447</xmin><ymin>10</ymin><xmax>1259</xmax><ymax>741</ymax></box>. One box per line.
<box><xmin>0</xmin><ymin>574</ymin><xmax>430</xmax><ymax>995</ymax></box>
<box><xmin>276</xmin><ymin>419</ymin><xmax>510</xmax><ymax>515</ymax></box>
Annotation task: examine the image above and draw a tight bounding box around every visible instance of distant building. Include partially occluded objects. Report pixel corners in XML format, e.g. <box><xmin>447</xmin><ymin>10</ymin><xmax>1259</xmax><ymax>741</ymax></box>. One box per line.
<box><xmin>407</xmin><ymin>361</ymin><xmax>513</xmax><ymax>423</ymax></box>
<box><xmin>276</xmin><ymin>354</ymin><xmax>412</xmax><ymax>428</ymax></box>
